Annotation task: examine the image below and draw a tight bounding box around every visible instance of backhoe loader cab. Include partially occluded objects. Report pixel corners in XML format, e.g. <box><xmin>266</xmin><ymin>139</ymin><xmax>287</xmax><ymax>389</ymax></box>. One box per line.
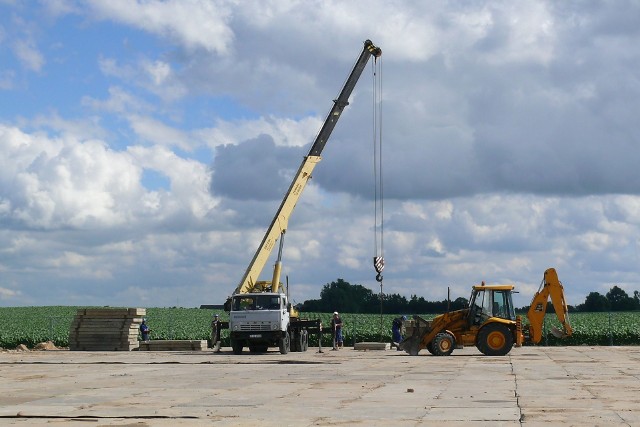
<box><xmin>468</xmin><ymin>284</ymin><xmax>517</xmax><ymax>325</ymax></box>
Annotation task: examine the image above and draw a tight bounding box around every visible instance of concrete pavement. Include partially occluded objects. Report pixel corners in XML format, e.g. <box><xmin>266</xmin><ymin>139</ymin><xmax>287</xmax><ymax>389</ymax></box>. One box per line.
<box><xmin>1</xmin><ymin>345</ymin><xmax>639</xmax><ymax>426</ymax></box>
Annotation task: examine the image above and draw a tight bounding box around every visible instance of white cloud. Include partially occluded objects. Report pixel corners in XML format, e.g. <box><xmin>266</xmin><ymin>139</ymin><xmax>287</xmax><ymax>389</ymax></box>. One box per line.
<box><xmin>145</xmin><ymin>60</ymin><xmax>171</xmax><ymax>85</ymax></box>
<box><xmin>2</xmin><ymin>1</ymin><xmax>640</xmax><ymax>309</ymax></box>
<box><xmin>26</xmin><ymin>112</ymin><xmax>108</xmax><ymax>141</ymax></box>
<box><xmin>12</xmin><ymin>38</ymin><xmax>44</xmax><ymax>71</ymax></box>
<box><xmin>0</xmin><ymin>286</ymin><xmax>21</xmax><ymax>300</ymax></box>
<box><xmin>82</xmin><ymin>86</ymin><xmax>152</xmax><ymax>115</ymax></box>
<box><xmin>198</xmin><ymin>115</ymin><xmax>322</xmax><ymax>149</ymax></box>
<box><xmin>128</xmin><ymin>115</ymin><xmax>192</xmax><ymax>151</ymax></box>
<box><xmin>0</xmin><ymin>70</ymin><xmax>15</xmax><ymax>90</ymax></box>
<box><xmin>98</xmin><ymin>58</ymin><xmax>187</xmax><ymax>102</ymax></box>
<box><xmin>127</xmin><ymin>144</ymin><xmax>218</xmax><ymax>220</ymax></box>
<box><xmin>0</xmin><ymin>125</ymin><xmax>217</xmax><ymax>230</ymax></box>
<box><xmin>87</xmin><ymin>0</ymin><xmax>235</xmax><ymax>54</ymax></box>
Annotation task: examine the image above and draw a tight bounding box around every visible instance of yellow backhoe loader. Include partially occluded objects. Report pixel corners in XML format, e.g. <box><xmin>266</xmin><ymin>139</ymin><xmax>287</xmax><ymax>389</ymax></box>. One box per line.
<box><xmin>399</xmin><ymin>268</ymin><xmax>573</xmax><ymax>356</ymax></box>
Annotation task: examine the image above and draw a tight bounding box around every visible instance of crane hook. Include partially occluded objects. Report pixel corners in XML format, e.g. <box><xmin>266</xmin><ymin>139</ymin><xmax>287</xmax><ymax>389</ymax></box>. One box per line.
<box><xmin>374</xmin><ymin>256</ymin><xmax>384</xmax><ymax>282</ymax></box>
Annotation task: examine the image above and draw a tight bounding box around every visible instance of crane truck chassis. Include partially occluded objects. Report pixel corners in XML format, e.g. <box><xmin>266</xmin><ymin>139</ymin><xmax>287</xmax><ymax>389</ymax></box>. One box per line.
<box><xmin>224</xmin><ymin>40</ymin><xmax>382</xmax><ymax>354</ymax></box>
<box><xmin>399</xmin><ymin>268</ymin><xmax>573</xmax><ymax>356</ymax></box>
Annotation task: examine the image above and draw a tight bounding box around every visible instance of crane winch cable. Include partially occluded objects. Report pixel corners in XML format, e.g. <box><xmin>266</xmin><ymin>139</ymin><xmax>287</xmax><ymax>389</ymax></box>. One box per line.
<box><xmin>371</xmin><ymin>54</ymin><xmax>384</xmax><ymax>336</ymax></box>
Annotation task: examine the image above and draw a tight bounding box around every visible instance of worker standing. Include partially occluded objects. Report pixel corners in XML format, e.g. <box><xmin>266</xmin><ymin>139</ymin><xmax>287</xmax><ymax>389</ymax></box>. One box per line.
<box><xmin>392</xmin><ymin>316</ymin><xmax>406</xmax><ymax>350</ymax></box>
<box><xmin>331</xmin><ymin>312</ymin><xmax>343</xmax><ymax>350</ymax></box>
<box><xmin>140</xmin><ymin>318</ymin><xmax>151</xmax><ymax>343</ymax></box>
<box><xmin>211</xmin><ymin>314</ymin><xmax>222</xmax><ymax>353</ymax></box>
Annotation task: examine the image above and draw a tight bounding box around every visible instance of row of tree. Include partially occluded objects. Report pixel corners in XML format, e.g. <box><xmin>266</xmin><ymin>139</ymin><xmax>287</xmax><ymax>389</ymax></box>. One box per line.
<box><xmin>297</xmin><ymin>279</ymin><xmax>640</xmax><ymax>314</ymax></box>
<box><xmin>577</xmin><ymin>286</ymin><xmax>640</xmax><ymax>312</ymax></box>
<box><xmin>299</xmin><ymin>278</ymin><xmax>467</xmax><ymax>314</ymax></box>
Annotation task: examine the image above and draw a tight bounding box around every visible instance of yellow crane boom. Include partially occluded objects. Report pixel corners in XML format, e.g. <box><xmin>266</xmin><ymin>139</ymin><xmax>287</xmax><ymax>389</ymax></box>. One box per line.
<box><xmin>232</xmin><ymin>40</ymin><xmax>382</xmax><ymax>296</ymax></box>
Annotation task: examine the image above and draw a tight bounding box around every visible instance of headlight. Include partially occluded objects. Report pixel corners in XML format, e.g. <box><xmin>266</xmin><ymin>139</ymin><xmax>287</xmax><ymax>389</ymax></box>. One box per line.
<box><xmin>272</xmin><ymin>323</ymin><xmax>278</xmax><ymax>330</ymax></box>
<box><xmin>233</xmin><ymin>325</ymin><xmax>239</xmax><ymax>331</ymax></box>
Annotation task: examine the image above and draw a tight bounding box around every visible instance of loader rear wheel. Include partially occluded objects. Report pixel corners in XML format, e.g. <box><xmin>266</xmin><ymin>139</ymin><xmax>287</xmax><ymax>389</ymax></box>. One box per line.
<box><xmin>477</xmin><ymin>323</ymin><xmax>513</xmax><ymax>356</ymax></box>
<box><xmin>432</xmin><ymin>332</ymin><xmax>455</xmax><ymax>356</ymax></box>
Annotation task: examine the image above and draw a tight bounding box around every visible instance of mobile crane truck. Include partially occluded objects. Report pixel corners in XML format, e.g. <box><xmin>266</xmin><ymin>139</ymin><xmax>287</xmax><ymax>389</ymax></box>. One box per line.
<box><xmin>224</xmin><ymin>40</ymin><xmax>382</xmax><ymax>354</ymax></box>
<box><xmin>400</xmin><ymin>268</ymin><xmax>573</xmax><ymax>356</ymax></box>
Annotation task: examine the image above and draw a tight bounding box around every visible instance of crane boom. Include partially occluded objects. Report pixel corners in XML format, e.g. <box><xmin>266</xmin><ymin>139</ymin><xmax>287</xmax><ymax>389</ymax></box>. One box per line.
<box><xmin>233</xmin><ymin>39</ymin><xmax>382</xmax><ymax>295</ymax></box>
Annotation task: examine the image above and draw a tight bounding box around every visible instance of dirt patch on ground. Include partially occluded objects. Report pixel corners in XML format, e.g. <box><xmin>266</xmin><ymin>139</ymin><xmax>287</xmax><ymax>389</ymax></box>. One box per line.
<box><xmin>33</xmin><ymin>341</ymin><xmax>58</xmax><ymax>351</ymax></box>
<box><xmin>1</xmin><ymin>341</ymin><xmax>61</xmax><ymax>352</ymax></box>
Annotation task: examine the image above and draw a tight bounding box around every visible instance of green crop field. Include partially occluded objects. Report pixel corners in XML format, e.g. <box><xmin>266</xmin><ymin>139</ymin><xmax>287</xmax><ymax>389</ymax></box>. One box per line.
<box><xmin>1</xmin><ymin>307</ymin><xmax>639</xmax><ymax>349</ymax></box>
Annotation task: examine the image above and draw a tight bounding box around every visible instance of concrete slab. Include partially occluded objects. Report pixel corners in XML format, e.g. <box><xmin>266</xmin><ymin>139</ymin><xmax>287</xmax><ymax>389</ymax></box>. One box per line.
<box><xmin>1</xmin><ymin>346</ymin><xmax>639</xmax><ymax>426</ymax></box>
<box><xmin>353</xmin><ymin>341</ymin><xmax>390</xmax><ymax>350</ymax></box>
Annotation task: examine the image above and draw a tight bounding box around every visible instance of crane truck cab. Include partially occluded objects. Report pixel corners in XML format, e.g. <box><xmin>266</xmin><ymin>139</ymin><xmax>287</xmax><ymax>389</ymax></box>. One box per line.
<box><xmin>228</xmin><ymin>289</ymin><xmax>298</xmax><ymax>355</ymax></box>
<box><xmin>400</xmin><ymin>268</ymin><xmax>573</xmax><ymax>357</ymax></box>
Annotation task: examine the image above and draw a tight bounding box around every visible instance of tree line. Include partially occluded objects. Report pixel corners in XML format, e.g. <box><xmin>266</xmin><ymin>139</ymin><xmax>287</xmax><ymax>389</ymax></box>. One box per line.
<box><xmin>297</xmin><ymin>279</ymin><xmax>640</xmax><ymax>314</ymax></box>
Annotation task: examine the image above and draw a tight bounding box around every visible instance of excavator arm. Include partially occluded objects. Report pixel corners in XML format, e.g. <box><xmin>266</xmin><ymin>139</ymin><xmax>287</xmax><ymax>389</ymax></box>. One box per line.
<box><xmin>526</xmin><ymin>268</ymin><xmax>573</xmax><ymax>343</ymax></box>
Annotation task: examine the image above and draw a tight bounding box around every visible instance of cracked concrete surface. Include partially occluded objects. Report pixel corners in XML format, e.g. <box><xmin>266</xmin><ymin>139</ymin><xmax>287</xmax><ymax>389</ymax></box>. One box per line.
<box><xmin>1</xmin><ymin>346</ymin><xmax>639</xmax><ymax>426</ymax></box>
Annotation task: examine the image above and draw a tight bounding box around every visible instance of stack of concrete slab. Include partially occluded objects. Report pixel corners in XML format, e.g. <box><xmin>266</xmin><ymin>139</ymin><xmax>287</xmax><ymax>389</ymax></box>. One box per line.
<box><xmin>138</xmin><ymin>340</ymin><xmax>207</xmax><ymax>351</ymax></box>
<box><xmin>69</xmin><ymin>308</ymin><xmax>145</xmax><ymax>351</ymax></box>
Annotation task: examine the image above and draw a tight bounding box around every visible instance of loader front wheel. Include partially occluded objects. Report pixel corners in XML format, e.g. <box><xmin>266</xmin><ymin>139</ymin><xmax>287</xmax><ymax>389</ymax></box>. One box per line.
<box><xmin>425</xmin><ymin>341</ymin><xmax>435</xmax><ymax>355</ymax></box>
<box><xmin>432</xmin><ymin>332</ymin><xmax>455</xmax><ymax>356</ymax></box>
<box><xmin>477</xmin><ymin>323</ymin><xmax>513</xmax><ymax>356</ymax></box>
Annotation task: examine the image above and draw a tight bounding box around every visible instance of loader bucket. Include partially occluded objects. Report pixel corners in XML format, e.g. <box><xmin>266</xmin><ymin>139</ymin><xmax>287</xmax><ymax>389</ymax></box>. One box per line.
<box><xmin>550</xmin><ymin>326</ymin><xmax>569</xmax><ymax>339</ymax></box>
<box><xmin>399</xmin><ymin>335</ymin><xmax>422</xmax><ymax>356</ymax></box>
<box><xmin>399</xmin><ymin>315</ymin><xmax>432</xmax><ymax>356</ymax></box>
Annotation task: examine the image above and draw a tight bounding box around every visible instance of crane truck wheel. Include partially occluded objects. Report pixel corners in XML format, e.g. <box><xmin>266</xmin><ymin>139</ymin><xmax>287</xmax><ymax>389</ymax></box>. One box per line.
<box><xmin>476</xmin><ymin>323</ymin><xmax>514</xmax><ymax>356</ymax></box>
<box><xmin>432</xmin><ymin>332</ymin><xmax>455</xmax><ymax>356</ymax></box>
<box><xmin>279</xmin><ymin>332</ymin><xmax>291</xmax><ymax>354</ymax></box>
<box><xmin>294</xmin><ymin>331</ymin><xmax>304</xmax><ymax>352</ymax></box>
<box><xmin>301</xmin><ymin>330</ymin><xmax>309</xmax><ymax>352</ymax></box>
<box><xmin>231</xmin><ymin>339</ymin><xmax>243</xmax><ymax>355</ymax></box>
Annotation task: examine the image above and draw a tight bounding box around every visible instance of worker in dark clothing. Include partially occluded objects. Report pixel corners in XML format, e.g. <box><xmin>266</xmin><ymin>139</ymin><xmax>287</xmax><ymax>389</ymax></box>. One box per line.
<box><xmin>140</xmin><ymin>318</ymin><xmax>151</xmax><ymax>342</ymax></box>
<box><xmin>392</xmin><ymin>316</ymin><xmax>406</xmax><ymax>350</ymax></box>
<box><xmin>211</xmin><ymin>313</ymin><xmax>222</xmax><ymax>352</ymax></box>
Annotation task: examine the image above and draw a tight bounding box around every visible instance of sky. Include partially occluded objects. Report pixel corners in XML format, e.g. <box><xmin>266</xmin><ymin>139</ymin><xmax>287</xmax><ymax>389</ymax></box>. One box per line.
<box><xmin>2</xmin><ymin>1</ymin><xmax>640</xmax><ymax>309</ymax></box>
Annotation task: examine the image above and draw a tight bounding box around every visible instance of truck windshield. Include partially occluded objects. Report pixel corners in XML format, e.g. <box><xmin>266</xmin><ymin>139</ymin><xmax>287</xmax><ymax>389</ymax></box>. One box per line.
<box><xmin>232</xmin><ymin>295</ymin><xmax>281</xmax><ymax>311</ymax></box>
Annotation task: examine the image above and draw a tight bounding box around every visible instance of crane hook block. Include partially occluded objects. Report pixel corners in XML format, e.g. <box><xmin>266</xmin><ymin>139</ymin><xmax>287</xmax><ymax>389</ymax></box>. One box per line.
<box><xmin>376</xmin><ymin>273</ymin><xmax>383</xmax><ymax>283</ymax></box>
<box><xmin>373</xmin><ymin>256</ymin><xmax>385</xmax><ymax>274</ymax></box>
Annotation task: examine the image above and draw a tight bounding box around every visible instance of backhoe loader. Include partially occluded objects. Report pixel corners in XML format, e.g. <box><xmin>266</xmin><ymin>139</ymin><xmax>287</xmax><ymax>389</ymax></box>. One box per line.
<box><xmin>399</xmin><ymin>268</ymin><xmax>573</xmax><ymax>356</ymax></box>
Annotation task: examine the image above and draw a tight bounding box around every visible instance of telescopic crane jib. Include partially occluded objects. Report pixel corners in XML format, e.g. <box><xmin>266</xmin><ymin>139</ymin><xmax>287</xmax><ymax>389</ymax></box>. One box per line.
<box><xmin>233</xmin><ymin>40</ymin><xmax>381</xmax><ymax>297</ymax></box>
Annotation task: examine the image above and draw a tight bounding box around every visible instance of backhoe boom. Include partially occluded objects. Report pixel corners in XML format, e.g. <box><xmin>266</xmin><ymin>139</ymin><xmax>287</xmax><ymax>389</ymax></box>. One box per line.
<box><xmin>526</xmin><ymin>268</ymin><xmax>573</xmax><ymax>343</ymax></box>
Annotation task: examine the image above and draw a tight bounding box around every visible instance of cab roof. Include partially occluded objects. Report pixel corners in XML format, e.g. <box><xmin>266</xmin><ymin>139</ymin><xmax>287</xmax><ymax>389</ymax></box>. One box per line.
<box><xmin>472</xmin><ymin>284</ymin><xmax>516</xmax><ymax>291</ymax></box>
